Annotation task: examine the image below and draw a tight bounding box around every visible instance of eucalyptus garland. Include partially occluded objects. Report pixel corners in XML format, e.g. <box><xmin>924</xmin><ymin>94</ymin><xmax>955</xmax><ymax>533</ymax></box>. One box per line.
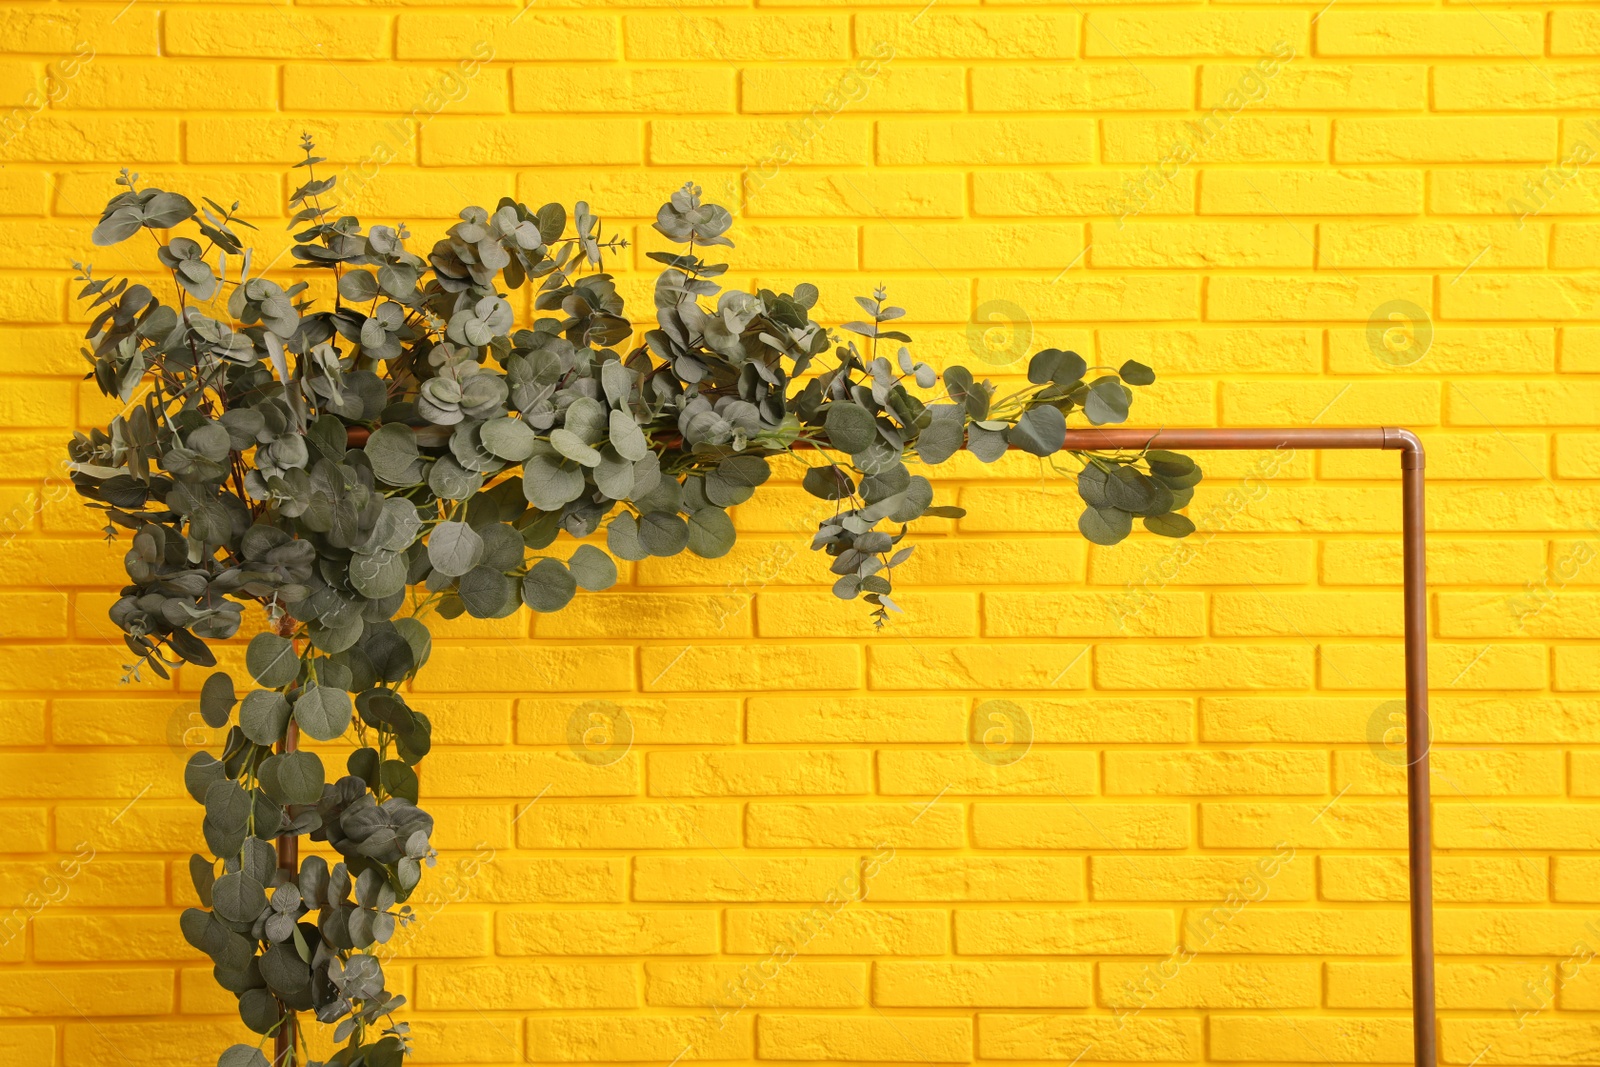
<box><xmin>66</xmin><ymin>137</ymin><xmax>1201</xmax><ymax>1067</ymax></box>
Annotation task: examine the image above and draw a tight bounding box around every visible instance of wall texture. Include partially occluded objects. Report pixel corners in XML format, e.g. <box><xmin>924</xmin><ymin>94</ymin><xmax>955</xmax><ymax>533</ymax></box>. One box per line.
<box><xmin>2</xmin><ymin>0</ymin><xmax>1599</xmax><ymax>1064</ymax></box>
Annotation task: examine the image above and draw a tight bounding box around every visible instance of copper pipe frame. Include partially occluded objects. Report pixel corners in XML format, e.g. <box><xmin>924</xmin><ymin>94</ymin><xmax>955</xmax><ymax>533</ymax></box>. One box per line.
<box><xmin>325</xmin><ymin>422</ymin><xmax>1436</xmax><ymax>1064</ymax></box>
<box><xmin>1063</xmin><ymin>426</ymin><xmax>1433</xmax><ymax>1067</ymax></box>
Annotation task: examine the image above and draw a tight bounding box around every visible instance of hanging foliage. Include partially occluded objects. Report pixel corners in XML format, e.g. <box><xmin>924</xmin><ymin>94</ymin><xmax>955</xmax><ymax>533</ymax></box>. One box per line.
<box><xmin>66</xmin><ymin>135</ymin><xmax>1201</xmax><ymax>1067</ymax></box>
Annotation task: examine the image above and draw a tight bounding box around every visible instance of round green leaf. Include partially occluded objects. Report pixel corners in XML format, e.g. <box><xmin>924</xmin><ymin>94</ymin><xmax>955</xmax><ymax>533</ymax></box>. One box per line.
<box><xmin>522</xmin><ymin>557</ymin><xmax>577</xmax><ymax>612</ymax></box>
<box><xmin>609</xmin><ymin>409</ymin><xmax>649</xmax><ymax>461</ymax></box>
<box><xmin>638</xmin><ymin>511</ymin><xmax>689</xmax><ymax>557</ymax></box>
<box><xmin>606</xmin><ymin>512</ymin><xmax>649</xmax><ymax>562</ymax></box>
<box><xmin>550</xmin><ymin>428</ymin><xmax>602</xmax><ymax>467</ymax></box>
<box><xmin>199</xmin><ymin>672</ymin><xmax>237</xmax><ymax>729</ymax></box>
<box><xmin>184</xmin><ymin>752</ymin><xmax>225</xmax><ymax>804</ymax></box>
<box><xmin>239</xmin><ymin>690</ymin><xmax>291</xmax><ymax>745</ymax></box>
<box><xmin>218</xmin><ymin>1045</ymin><xmax>271</xmax><ymax>1067</ymax></box>
<box><xmin>686</xmin><ymin>507</ymin><xmax>736</xmax><ymax>559</ymax></box>
<box><xmin>1078</xmin><ymin>505</ymin><xmax>1133</xmax><ymax>546</ymax></box>
<box><xmin>351</xmin><ymin>548</ymin><xmax>408</xmax><ymax>599</ymax></box>
<box><xmin>339</xmin><ymin>269</ymin><xmax>381</xmax><ymax>303</ymax></box>
<box><xmin>294</xmin><ymin>685</ymin><xmax>352</xmax><ymax>742</ymax></box>
<box><xmin>458</xmin><ymin>565</ymin><xmax>514</xmax><ymax>618</ymax></box>
<box><xmin>365</xmin><ymin>423</ymin><xmax>422</xmax><ymax>486</ymax></box>
<box><xmin>1143</xmin><ymin>512</ymin><xmax>1197</xmax><ymax>538</ymax></box>
<box><xmin>245</xmin><ymin>633</ymin><xmax>298</xmax><ymax>688</ymax></box>
<box><xmin>211</xmin><ymin>871</ymin><xmax>267</xmax><ymax>924</ymax></box>
<box><xmin>1006</xmin><ymin>405</ymin><xmax>1066</xmax><ymax>457</ymax></box>
<box><xmin>1118</xmin><ymin>359</ymin><xmax>1156</xmax><ymax>386</ymax></box>
<box><xmin>524</xmin><ymin>453</ymin><xmax>586</xmax><ymax>511</ymax></box>
<box><xmin>568</xmin><ymin>544</ymin><xmax>618</xmax><ymax>591</ymax></box>
<box><xmin>428</xmin><ymin>521</ymin><xmax>484</xmax><ymax>578</ymax></box>
<box><xmin>481</xmin><ymin>417</ymin><xmax>537</xmax><ymax>462</ymax></box>
<box><xmin>824</xmin><ymin>401</ymin><xmax>878</xmax><ymax>455</ymax></box>
<box><xmin>261</xmin><ymin>750</ymin><xmax>325</xmax><ymax>806</ymax></box>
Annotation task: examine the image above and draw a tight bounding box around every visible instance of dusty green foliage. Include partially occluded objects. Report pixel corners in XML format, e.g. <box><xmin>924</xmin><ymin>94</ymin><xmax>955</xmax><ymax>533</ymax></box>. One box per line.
<box><xmin>66</xmin><ymin>136</ymin><xmax>1198</xmax><ymax>1067</ymax></box>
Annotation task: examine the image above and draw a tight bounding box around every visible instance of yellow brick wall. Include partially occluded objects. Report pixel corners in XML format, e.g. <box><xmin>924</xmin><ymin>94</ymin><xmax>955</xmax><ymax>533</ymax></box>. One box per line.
<box><xmin>1</xmin><ymin>0</ymin><xmax>1598</xmax><ymax>1064</ymax></box>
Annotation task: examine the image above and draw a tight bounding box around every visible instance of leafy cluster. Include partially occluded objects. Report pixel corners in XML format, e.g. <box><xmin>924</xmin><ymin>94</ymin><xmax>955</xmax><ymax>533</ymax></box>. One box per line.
<box><xmin>67</xmin><ymin>137</ymin><xmax>1198</xmax><ymax>1067</ymax></box>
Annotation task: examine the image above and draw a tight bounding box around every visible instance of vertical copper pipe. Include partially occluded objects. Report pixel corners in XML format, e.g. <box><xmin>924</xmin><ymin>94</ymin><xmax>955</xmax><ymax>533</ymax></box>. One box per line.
<box><xmin>1393</xmin><ymin>430</ymin><xmax>1436</xmax><ymax>1066</ymax></box>
<box><xmin>1058</xmin><ymin>425</ymin><xmax>1436</xmax><ymax>1066</ymax></box>
<box><xmin>275</xmin><ymin>718</ymin><xmax>299</xmax><ymax>1067</ymax></box>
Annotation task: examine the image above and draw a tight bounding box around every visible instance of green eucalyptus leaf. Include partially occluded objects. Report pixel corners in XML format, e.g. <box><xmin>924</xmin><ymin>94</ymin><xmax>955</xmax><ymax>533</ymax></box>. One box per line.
<box><xmin>199</xmin><ymin>672</ymin><xmax>238</xmax><ymax>729</ymax></box>
<box><xmin>1078</xmin><ymin>505</ymin><xmax>1133</xmax><ymax>546</ymax></box>
<box><xmin>522</xmin><ymin>557</ymin><xmax>577</xmax><ymax>612</ymax></box>
<box><xmin>294</xmin><ymin>685</ymin><xmax>352</xmax><ymax>742</ymax></box>
<box><xmin>245</xmin><ymin>633</ymin><xmax>298</xmax><ymax>688</ymax></box>
<box><xmin>428</xmin><ymin>521</ymin><xmax>484</xmax><ymax>577</ymax></box>
<box><xmin>568</xmin><ymin>544</ymin><xmax>618</xmax><ymax>591</ymax></box>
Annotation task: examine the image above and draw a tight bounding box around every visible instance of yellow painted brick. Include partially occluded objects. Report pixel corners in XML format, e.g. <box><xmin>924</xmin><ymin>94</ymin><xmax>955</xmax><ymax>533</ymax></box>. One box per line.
<box><xmin>878</xmin><ymin>750</ymin><xmax>1096</xmax><ymax>796</ymax></box>
<box><xmin>870</xmin><ymin>857</ymin><xmax>1085</xmax><ymax>902</ymax></box>
<box><xmin>1553</xmin><ymin>857</ymin><xmax>1600</xmax><ymax>902</ymax></box>
<box><xmin>0</xmin><ymin>858</ymin><xmax>164</xmax><ymax>908</ymax></box>
<box><xmin>1091</xmin><ymin>538</ymin><xmax>1314</xmax><ymax>587</ymax></box>
<box><xmin>1211</xmin><ymin>275</ymin><xmax>1433</xmax><ymax>323</ymax></box>
<box><xmin>957</xmin><ymin>907</ymin><xmax>1174</xmax><ymax>954</ymax></box>
<box><xmin>647</xmin><ymin>961</ymin><xmax>865</xmax><ymax>1008</ymax></box>
<box><xmin>978</xmin><ymin>275</ymin><xmax>1199</xmax><ymax>322</ymax></box>
<box><xmin>1336</xmin><ymin>118</ymin><xmax>1559</xmax><ymax>163</ymax></box>
<box><xmin>726</xmin><ymin>908</ymin><xmax>947</xmax><ymax>955</ymax></box>
<box><xmin>1104</xmin><ymin>116</ymin><xmax>1329</xmax><ymax>163</ymax></box>
<box><xmin>1432</xmin><ymin>165</ymin><xmax>1600</xmax><ymax>217</ymax></box>
<box><xmin>64</xmin><ymin>1021</ymin><xmax>248</xmax><ymax>1066</ymax></box>
<box><xmin>1437</xmin><ymin>696</ymin><xmax>1600</xmax><ymax>745</ymax></box>
<box><xmin>517</xmin><ymin>802</ymin><xmax>739</xmax><ymax>849</ymax></box>
<box><xmin>1324</xmin><ymin>221</ymin><xmax>1545</xmax><ymax>269</ymax></box>
<box><xmin>648</xmin><ymin>750</ymin><xmax>867</xmax><ymax>796</ymax></box>
<box><xmin>184</xmin><ymin>116</ymin><xmax>403</xmax><ymax>164</ymax></box>
<box><xmin>397</xmin><ymin>14</ymin><xmax>617</xmax><ymax>60</ymax></box>
<box><xmin>634</xmin><ymin>856</ymin><xmax>852</xmax><ymax>902</ymax></box>
<box><xmin>1326</xmin><ymin>961</ymin><xmax>1408</xmax><ymax>1008</ymax></box>
<box><xmin>981</xmin><ymin>1016</ymin><xmax>1200</xmax><ymax>1061</ymax></box>
<box><xmin>1565</xmin><ymin>326</ymin><xmax>1600</xmax><ymax>370</ymax></box>
<box><xmin>866</xmin><ymin>222</ymin><xmax>1082</xmax><ymax>271</ymax></box>
<box><xmin>535</xmin><ymin>592</ymin><xmax>752</xmax><ymax>639</ymax></box>
<box><xmin>748</xmin><ymin>695</ymin><xmax>964</xmax><ymax>743</ymax></box>
<box><xmin>878</xmin><ymin>119</ymin><xmax>1094</xmax><ymax>165</ymax></box>
<box><xmin>417</xmin><ymin>645</ymin><xmax>632</xmax><ymax>692</ymax></box>
<box><xmin>1202</xmin><ymin>695</ymin><xmax>1381</xmax><ymax>742</ymax></box>
<box><xmin>1437</xmin><ymin>803</ymin><xmax>1600</xmax><ymax>850</ymax></box>
<box><xmin>0</xmin><ymin>5</ymin><xmax>157</xmax><ymax>54</ymax></box>
<box><xmin>1091</xmin><ymin>855</ymin><xmax>1314</xmax><ymax>902</ymax></box>
<box><xmin>0</xmin><ymin>277</ymin><xmax>61</xmax><ymax>321</ymax></box>
<box><xmin>519</xmin><ymin>695</ymin><xmax>738</xmax><ymax>745</ymax></box>
<box><xmin>0</xmin><ymin>170</ymin><xmax>48</xmax><ymax>215</ymax></box>
<box><xmin>869</xmin><ymin>642</ymin><xmax>1089</xmax><ymax>690</ymax></box>
<box><xmin>498</xmin><ymin>908</ymin><xmax>715</xmax><ymax>956</ymax></box>
<box><xmin>1325</xmin><ymin>432</ymin><xmax>1546</xmax><ymax>480</ymax></box>
<box><xmin>1213</xmin><ymin>1016</ymin><xmax>1411</xmax><ymax>1063</ymax></box>
<box><xmin>984</xmin><ymin>590</ymin><xmax>1204</xmax><ymax>638</ymax></box>
<box><xmin>1092</xmin><ymin>221</ymin><xmax>1312</xmax><ymax>268</ymax></box>
<box><xmin>423</xmin><ymin>118</ymin><xmax>640</xmax><ymax>166</ymax></box>
<box><xmin>1439</xmin><ymin>65</ymin><xmax>1600</xmax><ymax>112</ymax></box>
<box><xmin>1107</xmin><ymin>749</ymin><xmax>1327</xmax><ymax>795</ymax></box>
<box><xmin>371</xmin><ymin>909</ymin><xmax>490</xmax><ymax>958</ymax></box>
<box><xmin>1318</xmin><ymin>11</ymin><xmax>1544</xmax><ymax>56</ymax></box>
<box><xmin>1322</xmin><ymin>855</ymin><xmax>1547</xmax><ymax>903</ymax></box>
<box><xmin>745</xmin><ymin>170</ymin><xmax>963</xmax><ymax>218</ymax></box>
<box><xmin>285</xmin><ymin>65</ymin><xmax>510</xmax><ymax>114</ymax></box>
<box><xmin>1011</xmin><ymin>697</ymin><xmax>1194</xmax><ymax>743</ymax></box>
<box><xmin>1097</xmin><ymin>644</ymin><xmax>1314</xmax><ymax>690</ymax></box>
<box><xmin>644</xmin><ymin>644</ymin><xmax>860</xmax><ymax>692</ymax></box>
<box><xmin>1187</xmin><ymin>906</ymin><xmax>1408</xmax><ymax>954</ymax></box>
<box><xmin>1203</xmin><ymin>63</ymin><xmax>1424</xmax><ymax>111</ymax></box>
<box><xmin>746</xmin><ymin>802</ymin><xmax>964</xmax><ymax>848</ymax></box>
<box><xmin>742</xmin><ymin>64</ymin><xmax>963</xmax><ymax>114</ymax></box>
<box><xmin>515</xmin><ymin>65</ymin><xmax>729</xmax><ymax>113</ymax></box>
<box><xmin>1200</xmin><ymin>168</ymin><xmax>1423</xmax><ymax>215</ymax></box>
<box><xmin>1430</xmin><ymin>485</ymin><xmax>1600</xmax><ymax>531</ymax></box>
<box><xmin>1220</xmin><ymin>591</ymin><xmax>1406</xmax><ymax>638</ymax></box>
<box><xmin>1085</xmin><ymin>13</ymin><xmax>1305</xmax><ymax>56</ymax></box>
<box><xmin>34</xmin><ymin>913</ymin><xmax>187</xmax><ymax>961</ymax></box>
<box><xmin>1554</xmin><ymin>11</ymin><xmax>1600</xmax><ymax>54</ymax></box>
<box><xmin>657</xmin><ymin>117</ymin><xmax>870</xmax><ymax>167</ymax></box>
<box><xmin>1441</xmin><ymin>590</ymin><xmax>1600</xmax><ymax>639</ymax></box>
<box><xmin>978</xmin><ymin>169</ymin><xmax>1193</xmax><ymax>217</ymax></box>
<box><xmin>1555</xmin><ymin>223</ymin><xmax>1600</xmax><ymax>268</ymax></box>
<box><xmin>0</xmin><ymin>967</ymin><xmax>173</xmax><ymax>1017</ymax></box>
<box><xmin>168</xmin><ymin>11</ymin><xmax>388</xmax><ymax>59</ymax></box>
<box><xmin>974</xmin><ymin>802</ymin><xmax>1190</xmax><ymax>849</ymax></box>
<box><xmin>859</xmin><ymin>12</ymin><xmax>1076</xmax><ymax>57</ymax></box>
<box><xmin>758</xmin><ymin>1014</ymin><xmax>971</xmax><ymax>1063</ymax></box>
<box><xmin>416</xmin><ymin>962</ymin><xmax>635</xmax><ymax>1010</ymax></box>
<box><xmin>1202</xmin><ymin>800</ymin><xmax>1406</xmax><ymax>849</ymax></box>
<box><xmin>423</xmin><ymin>751</ymin><xmax>637</xmax><ymax>798</ymax></box>
<box><xmin>1557</xmin><ymin>433</ymin><xmax>1600</xmax><ymax>477</ymax></box>
<box><xmin>1446</xmin><ymin>1020</ymin><xmax>1600</xmax><ymax>1064</ymax></box>
<box><xmin>1342</xmin><ymin>746</ymin><xmax>1562</xmax><ymax>797</ymax></box>
<box><xmin>1449</xmin><ymin>381</ymin><xmax>1600</xmax><ymax>427</ymax></box>
<box><xmin>529</xmin><ymin>1016</ymin><xmax>751</xmax><ymax>1062</ymax></box>
<box><xmin>1437</xmin><ymin>909</ymin><xmax>1600</xmax><ymax>955</ymax></box>
<box><xmin>626</xmin><ymin>14</ymin><xmax>846</xmax><ymax>60</ymax></box>
<box><xmin>639</xmin><ymin>221</ymin><xmax>858</xmax><ymax>271</ymax></box>
<box><xmin>760</xmin><ymin>591</ymin><xmax>976</xmax><ymax>639</ymax></box>
<box><xmin>457</xmin><ymin>857</ymin><xmax>624</xmax><ymax>903</ymax></box>
<box><xmin>1101</xmin><ymin>961</ymin><xmax>1319</xmax><ymax>1008</ymax></box>
<box><xmin>874</xmin><ymin>961</ymin><xmax>1091</xmax><ymax>1007</ymax></box>
<box><xmin>973</xmin><ymin>66</ymin><xmax>1191</xmax><ymax>111</ymax></box>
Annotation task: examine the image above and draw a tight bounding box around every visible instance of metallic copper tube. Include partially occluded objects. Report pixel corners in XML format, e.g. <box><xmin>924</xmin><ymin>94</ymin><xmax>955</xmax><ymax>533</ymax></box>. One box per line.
<box><xmin>1063</xmin><ymin>425</ymin><xmax>1434</xmax><ymax>1066</ymax></box>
